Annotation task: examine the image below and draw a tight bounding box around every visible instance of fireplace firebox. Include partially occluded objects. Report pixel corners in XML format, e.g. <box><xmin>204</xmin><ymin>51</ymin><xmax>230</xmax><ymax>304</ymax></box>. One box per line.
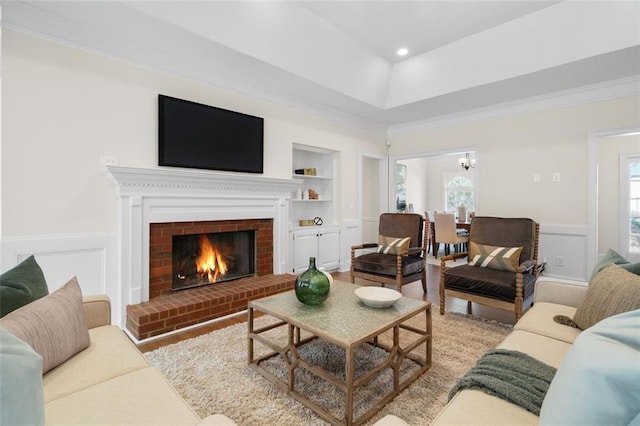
<box><xmin>149</xmin><ymin>219</ymin><xmax>274</xmax><ymax>299</ymax></box>
<box><xmin>172</xmin><ymin>230</ymin><xmax>255</xmax><ymax>291</ymax></box>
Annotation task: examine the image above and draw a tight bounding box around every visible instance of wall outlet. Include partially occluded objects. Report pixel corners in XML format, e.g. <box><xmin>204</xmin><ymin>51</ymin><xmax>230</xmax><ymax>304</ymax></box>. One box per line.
<box><xmin>556</xmin><ymin>256</ymin><xmax>564</xmax><ymax>266</ymax></box>
<box><xmin>552</xmin><ymin>172</ymin><xmax>561</xmax><ymax>183</ymax></box>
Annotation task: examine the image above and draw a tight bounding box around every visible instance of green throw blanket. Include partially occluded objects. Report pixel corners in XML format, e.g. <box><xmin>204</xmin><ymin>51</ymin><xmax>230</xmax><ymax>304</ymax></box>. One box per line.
<box><xmin>448</xmin><ymin>349</ymin><xmax>556</xmax><ymax>416</ymax></box>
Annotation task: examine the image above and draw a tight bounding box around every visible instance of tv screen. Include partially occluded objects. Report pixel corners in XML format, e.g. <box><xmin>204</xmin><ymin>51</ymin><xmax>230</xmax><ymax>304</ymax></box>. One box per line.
<box><xmin>158</xmin><ymin>95</ymin><xmax>264</xmax><ymax>173</ymax></box>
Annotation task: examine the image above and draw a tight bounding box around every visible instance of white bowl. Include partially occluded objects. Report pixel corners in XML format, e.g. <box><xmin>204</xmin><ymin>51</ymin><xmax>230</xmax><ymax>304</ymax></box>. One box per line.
<box><xmin>355</xmin><ymin>287</ymin><xmax>402</xmax><ymax>309</ymax></box>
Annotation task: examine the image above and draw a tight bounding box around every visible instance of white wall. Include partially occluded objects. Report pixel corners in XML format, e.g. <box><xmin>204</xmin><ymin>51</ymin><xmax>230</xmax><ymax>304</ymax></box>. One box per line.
<box><xmin>389</xmin><ymin>97</ymin><xmax>640</xmax><ymax>279</ymax></box>
<box><xmin>1</xmin><ymin>29</ymin><xmax>385</xmax><ymax>303</ymax></box>
<box><xmin>2</xmin><ymin>29</ymin><xmax>385</xmax><ymax>238</ymax></box>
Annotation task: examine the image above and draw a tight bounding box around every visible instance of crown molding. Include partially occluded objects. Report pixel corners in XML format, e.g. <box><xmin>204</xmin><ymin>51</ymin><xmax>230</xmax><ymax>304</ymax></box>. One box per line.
<box><xmin>387</xmin><ymin>76</ymin><xmax>640</xmax><ymax>137</ymax></box>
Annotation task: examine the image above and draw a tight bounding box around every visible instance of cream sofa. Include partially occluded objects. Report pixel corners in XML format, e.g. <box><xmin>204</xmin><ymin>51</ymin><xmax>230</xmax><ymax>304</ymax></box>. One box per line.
<box><xmin>43</xmin><ymin>294</ymin><xmax>236</xmax><ymax>425</ymax></box>
<box><xmin>430</xmin><ymin>276</ymin><xmax>588</xmax><ymax>424</ymax></box>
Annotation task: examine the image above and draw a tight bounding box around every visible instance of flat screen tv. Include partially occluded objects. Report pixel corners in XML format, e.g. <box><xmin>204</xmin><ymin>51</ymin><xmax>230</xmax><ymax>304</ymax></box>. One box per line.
<box><xmin>158</xmin><ymin>95</ymin><xmax>264</xmax><ymax>173</ymax></box>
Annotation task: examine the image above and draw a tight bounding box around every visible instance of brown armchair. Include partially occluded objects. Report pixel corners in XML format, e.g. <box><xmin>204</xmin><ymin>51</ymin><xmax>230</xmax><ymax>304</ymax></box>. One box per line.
<box><xmin>439</xmin><ymin>216</ymin><xmax>540</xmax><ymax>321</ymax></box>
<box><xmin>351</xmin><ymin>213</ymin><xmax>428</xmax><ymax>292</ymax></box>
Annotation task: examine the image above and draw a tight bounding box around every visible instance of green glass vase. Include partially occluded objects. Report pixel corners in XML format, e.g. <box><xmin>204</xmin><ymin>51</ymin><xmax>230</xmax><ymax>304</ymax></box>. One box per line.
<box><xmin>295</xmin><ymin>257</ymin><xmax>330</xmax><ymax>306</ymax></box>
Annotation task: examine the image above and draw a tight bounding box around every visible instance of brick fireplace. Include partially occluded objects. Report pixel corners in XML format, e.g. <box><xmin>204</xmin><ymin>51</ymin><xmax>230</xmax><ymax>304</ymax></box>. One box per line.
<box><xmin>122</xmin><ymin>217</ymin><xmax>295</xmax><ymax>340</ymax></box>
<box><xmin>148</xmin><ymin>219</ymin><xmax>274</xmax><ymax>298</ymax></box>
<box><xmin>106</xmin><ymin>165</ymin><xmax>301</xmax><ymax>339</ymax></box>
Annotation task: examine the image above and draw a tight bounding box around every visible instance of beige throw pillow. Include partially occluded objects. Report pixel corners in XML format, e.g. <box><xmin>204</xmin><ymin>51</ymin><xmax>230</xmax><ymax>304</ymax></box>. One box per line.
<box><xmin>377</xmin><ymin>235</ymin><xmax>411</xmax><ymax>255</ymax></box>
<box><xmin>468</xmin><ymin>242</ymin><xmax>523</xmax><ymax>272</ymax></box>
<box><xmin>0</xmin><ymin>277</ymin><xmax>90</xmax><ymax>373</ymax></box>
<box><xmin>573</xmin><ymin>264</ymin><xmax>640</xmax><ymax>330</ymax></box>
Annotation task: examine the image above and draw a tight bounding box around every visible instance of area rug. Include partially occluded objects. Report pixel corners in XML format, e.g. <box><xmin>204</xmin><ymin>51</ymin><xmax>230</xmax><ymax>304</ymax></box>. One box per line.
<box><xmin>145</xmin><ymin>311</ymin><xmax>512</xmax><ymax>425</ymax></box>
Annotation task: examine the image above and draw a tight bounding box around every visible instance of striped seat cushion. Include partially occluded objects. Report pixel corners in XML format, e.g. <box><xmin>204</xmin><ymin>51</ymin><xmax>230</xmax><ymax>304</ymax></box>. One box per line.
<box><xmin>468</xmin><ymin>242</ymin><xmax>522</xmax><ymax>272</ymax></box>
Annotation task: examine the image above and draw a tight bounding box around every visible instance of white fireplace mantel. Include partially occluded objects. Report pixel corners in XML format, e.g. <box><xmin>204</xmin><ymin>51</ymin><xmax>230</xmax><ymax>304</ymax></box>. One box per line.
<box><xmin>105</xmin><ymin>165</ymin><xmax>301</xmax><ymax>327</ymax></box>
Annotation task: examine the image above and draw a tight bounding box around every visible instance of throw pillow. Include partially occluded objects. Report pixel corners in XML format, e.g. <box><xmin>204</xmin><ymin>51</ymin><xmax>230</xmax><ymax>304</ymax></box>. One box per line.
<box><xmin>377</xmin><ymin>235</ymin><xmax>411</xmax><ymax>255</ymax></box>
<box><xmin>539</xmin><ymin>309</ymin><xmax>640</xmax><ymax>425</ymax></box>
<box><xmin>0</xmin><ymin>277</ymin><xmax>90</xmax><ymax>374</ymax></box>
<box><xmin>0</xmin><ymin>255</ymin><xmax>49</xmax><ymax>317</ymax></box>
<box><xmin>573</xmin><ymin>264</ymin><xmax>640</xmax><ymax>330</ymax></box>
<box><xmin>0</xmin><ymin>328</ymin><xmax>45</xmax><ymax>425</ymax></box>
<box><xmin>468</xmin><ymin>242</ymin><xmax>523</xmax><ymax>272</ymax></box>
<box><xmin>589</xmin><ymin>248</ymin><xmax>640</xmax><ymax>283</ymax></box>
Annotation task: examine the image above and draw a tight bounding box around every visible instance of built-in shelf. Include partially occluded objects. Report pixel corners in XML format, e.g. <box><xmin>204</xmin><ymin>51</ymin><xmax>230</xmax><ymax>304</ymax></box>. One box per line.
<box><xmin>292</xmin><ymin>174</ymin><xmax>332</xmax><ymax>180</ymax></box>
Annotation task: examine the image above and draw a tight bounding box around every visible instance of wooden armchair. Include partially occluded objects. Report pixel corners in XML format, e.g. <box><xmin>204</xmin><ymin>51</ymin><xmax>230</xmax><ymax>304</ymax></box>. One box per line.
<box><xmin>439</xmin><ymin>216</ymin><xmax>540</xmax><ymax>321</ymax></box>
<box><xmin>351</xmin><ymin>213</ymin><xmax>428</xmax><ymax>292</ymax></box>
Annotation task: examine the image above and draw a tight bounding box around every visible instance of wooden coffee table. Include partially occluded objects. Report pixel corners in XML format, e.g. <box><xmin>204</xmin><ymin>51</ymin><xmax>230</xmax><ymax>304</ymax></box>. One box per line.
<box><xmin>248</xmin><ymin>280</ymin><xmax>432</xmax><ymax>426</ymax></box>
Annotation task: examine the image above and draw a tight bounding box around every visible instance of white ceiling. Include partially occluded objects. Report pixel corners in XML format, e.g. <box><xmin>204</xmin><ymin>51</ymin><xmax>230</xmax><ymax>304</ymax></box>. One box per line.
<box><xmin>3</xmin><ymin>1</ymin><xmax>640</xmax><ymax>132</ymax></box>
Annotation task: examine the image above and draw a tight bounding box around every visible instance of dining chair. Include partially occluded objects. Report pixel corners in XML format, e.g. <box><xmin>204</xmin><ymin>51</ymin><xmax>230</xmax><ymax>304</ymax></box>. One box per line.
<box><xmin>434</xmin><ymin>213</ymin><xmax>469</xmax><ymax>257</ymax></box>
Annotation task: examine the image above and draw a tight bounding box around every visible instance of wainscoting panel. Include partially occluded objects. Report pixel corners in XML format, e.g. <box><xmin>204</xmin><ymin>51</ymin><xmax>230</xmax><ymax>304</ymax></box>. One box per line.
<box><xmin>538</xmin><ymin>223</ymin><xmax>588</xmax><ymax>281</ymax></box>
<box><xmin>340</xmin><ymin>219</ymin><xmax>361</xmax><ymax>272</ymax></box>
<box><xmin>1</xmin><ymin>233</ymin><xmax>120</xmax><ymax>324</ymax></box>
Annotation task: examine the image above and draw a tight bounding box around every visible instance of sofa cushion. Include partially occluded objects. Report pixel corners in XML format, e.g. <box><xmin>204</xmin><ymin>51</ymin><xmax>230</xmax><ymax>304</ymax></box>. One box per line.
<box><xmin>539</xmin><ymin>309</ymin><xmax>640</xmax><ymax>425</ymax></box>
<box><xmin>376</xmin><ymin>235</ymin><xmax>411</xmax><ymax>255</ymax></box>
<box><xmin>498</xmin><ymin>330</ymin><xmax>573</xmax><ymax>369</ymax></box>
<box><xmin>431</xmin><ymin>389</ymin><xmax>538</xmax><ymax>425</ymax></box>
<box><xmin>0</xmin><ymin>328</ymin><xmax>45</xmax><ymax>426</ymax></box>
<box><xmin>43</xmin><ymin>325</ymin><xmax>149</xmax><ymax>403</ymax></box>
<box><xmin>573</xmin><ymin>264</ymin><xmax>640</xmax><ymax>330</ymax></box>
<box><xmin>44</xmin><ymin>367</ymin><xmax>201</xmax><ymax>425</ymax></box>
<box><xmin>0</xmin><ymin>255</ymin><xmax>49</xmax><ymax>317</ymax></box>
<box><xmin>514</xmin><ymin>302</ymin><xmax>581</xmax><ymax>344</ymax></box>
<box><xmin>0</xmin><ymin>277</ymin><xmax>90</xmax><ymax>373</ymax></box>
<box><xmin>468</xmin><ymin>242</ymin><xmax>522</xmax><ymax>272</ymax></box>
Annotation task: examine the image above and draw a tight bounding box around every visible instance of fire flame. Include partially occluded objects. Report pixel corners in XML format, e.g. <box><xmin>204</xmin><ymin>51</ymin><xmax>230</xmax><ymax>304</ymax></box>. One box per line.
<box><xmin>195</xmin><ymin>234</ymin><xmax>228</xmax><ymax>283</ymax></box>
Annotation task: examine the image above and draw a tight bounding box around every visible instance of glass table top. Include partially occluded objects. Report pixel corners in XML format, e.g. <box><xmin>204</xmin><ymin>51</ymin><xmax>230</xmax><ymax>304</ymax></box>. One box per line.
<box><xmin>249</xmin><ymin>280</ymin><xmax>429</xmax><ymax>347</ymax></box>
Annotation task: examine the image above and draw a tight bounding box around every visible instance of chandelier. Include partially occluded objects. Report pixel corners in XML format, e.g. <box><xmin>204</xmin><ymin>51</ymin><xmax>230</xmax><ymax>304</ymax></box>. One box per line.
<box><xmin>458</xmin><ymin>153</ymin><xmax>476</xmax><ymax>170</ymax></box>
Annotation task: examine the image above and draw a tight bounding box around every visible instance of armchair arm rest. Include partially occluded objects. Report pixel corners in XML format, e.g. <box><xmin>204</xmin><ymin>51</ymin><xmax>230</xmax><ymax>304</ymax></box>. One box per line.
<box><xmin>83</xmin><ymin>295</ymin><xmax>111</xmax><ymax>329</ymax></box>
<box><xmin>407</xmin><ymin>247</ymin><xmax>423</xmax><ymax>256</ymax></box>
<box><xmin>351</xmin><ymin>243</ymin><xmax>377</xmax><ymax>251</ymax></box>
<box><xmin>441</xmin><ymin>252</ymin><xmax>468</xmax><ymax>263</ymax></box>
<box><xmin>517</xmin><ymin>259</ymin><xmax>537</xmax><ymax>274</ymax></box>
<box><xmin>440</xmin><ymin>252</ymin><xmax>468</xmax><ymax>270</ymax></box>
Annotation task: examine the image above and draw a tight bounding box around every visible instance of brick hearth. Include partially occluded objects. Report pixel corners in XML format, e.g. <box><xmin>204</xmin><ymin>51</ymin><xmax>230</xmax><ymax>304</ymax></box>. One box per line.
<box><xmin>127</xmin><ymin>273</ymin><xmax>296</xmax><ymax>340</ymax></box>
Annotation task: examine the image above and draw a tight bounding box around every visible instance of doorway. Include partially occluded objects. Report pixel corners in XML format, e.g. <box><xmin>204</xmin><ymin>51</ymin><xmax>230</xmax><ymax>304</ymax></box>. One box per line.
<box><xmin>589</xmin><ymin>127</ymin><xmax>640</xmax><ymax>272</ymax></box>
<box><xmin>389</xmin><ymin>149</ymin><xmax>478</xmax><ymax>216</ymax></box>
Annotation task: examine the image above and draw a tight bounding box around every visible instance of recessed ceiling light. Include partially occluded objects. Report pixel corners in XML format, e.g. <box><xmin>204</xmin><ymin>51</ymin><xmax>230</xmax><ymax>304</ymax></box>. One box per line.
<box><xmin>396</xmin><ymin>47</ymin><xmax>409</xmax><ymax>57</ymax></box>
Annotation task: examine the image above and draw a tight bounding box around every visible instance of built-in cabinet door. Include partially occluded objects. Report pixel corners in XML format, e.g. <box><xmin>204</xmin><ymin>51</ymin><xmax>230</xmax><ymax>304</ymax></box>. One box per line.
<box><xmin>292</xmin><ymin>228</ymin><xmax>320</xmax><ymax>273</ymax></box>
<box><xmin>317</xmin><ymin>228</ymin><xmax>340</xmax><ymax>271</ymax></box>
<box><xmin>291</xmin><ymin>227</ymin><xmax>340</xmax><ymax>273</ymax></box>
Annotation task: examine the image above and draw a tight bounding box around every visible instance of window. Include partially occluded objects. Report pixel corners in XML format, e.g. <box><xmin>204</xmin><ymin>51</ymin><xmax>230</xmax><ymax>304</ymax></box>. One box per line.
<box><xmin>620</xmin><ymin>155</ymin><xmax>640</xmax><ymax>261</ymax></box>
<box><xmin>444</xmin><ymin>172</ymin><xmax>475</xmax><ymax>213</ymax></box>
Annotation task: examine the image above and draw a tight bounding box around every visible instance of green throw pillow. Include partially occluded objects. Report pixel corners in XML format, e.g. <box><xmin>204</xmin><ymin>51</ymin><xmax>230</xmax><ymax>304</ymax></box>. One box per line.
<box><xmin>589</xmin><ymin>248</ymin><xmax>640</xmax><ymax>283</ymax></box>
<box><xmin>573</xmin><ymin>264</ymin><xmax>640</xmax><ymax>330</ymax></box>
<box><xmin>0</xmin><ymin>256</ymin><xmax>49</xmax><ymax>317</ymax></box>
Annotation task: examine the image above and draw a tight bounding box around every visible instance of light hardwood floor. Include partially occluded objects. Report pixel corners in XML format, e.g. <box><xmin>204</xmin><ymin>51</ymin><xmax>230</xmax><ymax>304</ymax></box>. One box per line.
<box><xmin>137</xmin><ymin>264</ymin><xmax>516</xmax><ymax>353</ymax></box>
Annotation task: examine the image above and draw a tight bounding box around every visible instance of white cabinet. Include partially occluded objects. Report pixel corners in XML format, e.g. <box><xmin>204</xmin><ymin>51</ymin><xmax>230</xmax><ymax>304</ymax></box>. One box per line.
<box><xmin>290</xmin><ymin>143</ymin><xmax>340</xmax><ymax>273</ymax></box>
<box><xmin>291</xmin><ymin>226</ymin><xmax>340</xmax><ymax>273</ymax></box>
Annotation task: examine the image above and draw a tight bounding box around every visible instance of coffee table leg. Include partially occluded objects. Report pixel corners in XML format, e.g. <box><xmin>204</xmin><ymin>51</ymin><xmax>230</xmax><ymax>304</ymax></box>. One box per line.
<box><xmin>345</xmin><ymin>346</ymin><xmax>354</xmax><ymax>425</ymax></box>
<box><xmin>247</xmin><ymin>307</ymin><xmax>254</xmax><ymax>364</ymax></box>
